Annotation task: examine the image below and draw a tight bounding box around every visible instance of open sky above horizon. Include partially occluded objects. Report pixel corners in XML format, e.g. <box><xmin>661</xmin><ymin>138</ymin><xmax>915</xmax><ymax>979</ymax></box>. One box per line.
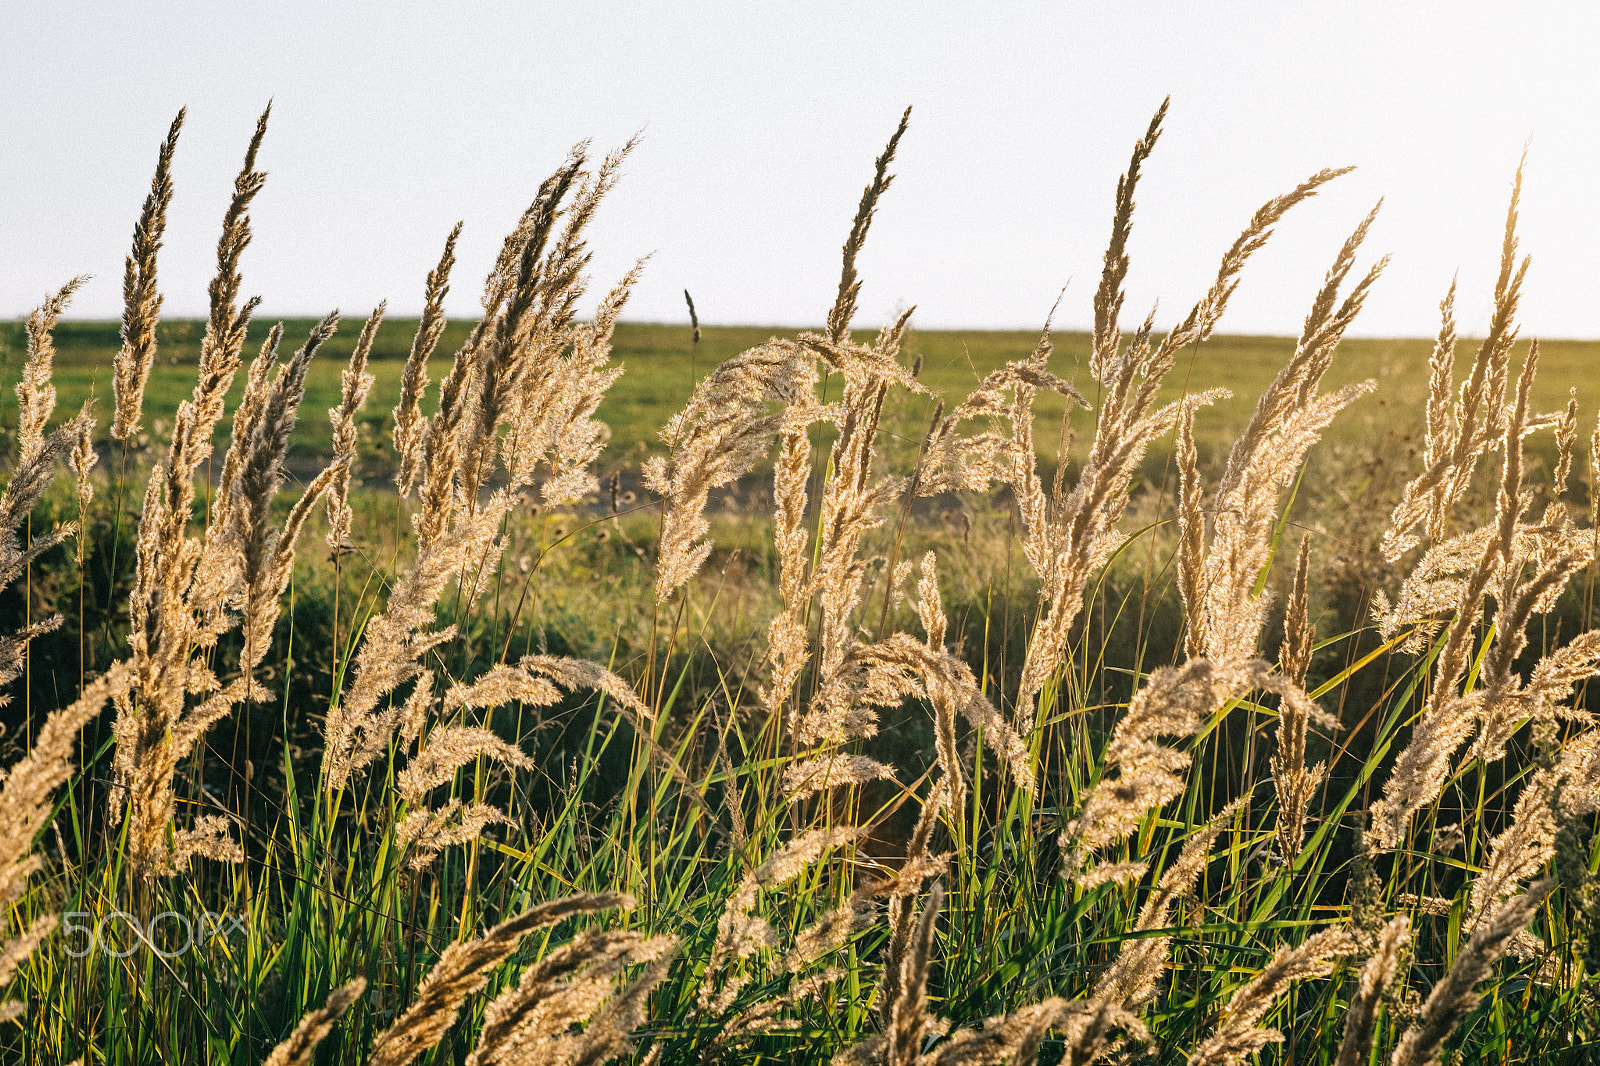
<box><xmin>4</xmin><ymin>1</ymin><xmax>1598</xmax><ymax>339</ymax></box>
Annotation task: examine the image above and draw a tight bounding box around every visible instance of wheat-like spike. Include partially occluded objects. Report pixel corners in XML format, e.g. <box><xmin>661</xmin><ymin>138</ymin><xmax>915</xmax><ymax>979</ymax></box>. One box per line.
<box><xmin>1368</xmin><ymin>338</ymin><xmax>1543</xmax><ymax>851</ymax></box>
<box><xmin>112</xmin><ymin>107</ymin><xmax>183</xmax><ymax>442</ymax></box>
<box><xmin>885</xmin><ymin>883</ymin><xmax>944</xmax><ymax>1066</ymax></box>
<box><xmin>466</xmin><ymin>930</ymin><xmax>674</xmax><ymax>1066</ymax></box>
<box><xmin>1092</xmin><ymin>798</ymin><xmax>1246</xmax><ymax>1008</ymax></box>
<box><xmin>1460</xmin><ymin>735</ymin><xmax>1600</xmax><ymax>956</ymax></box>
<box><xmin>368</xmin><ymin>893</ymin><xmax>633</xmax><ymax>1066</ymax></box>
<box><xmin>398</xmin><ymin>725</ymin><xmax>535</xmax><ymax>803</ymax></box>
<box><xmin>117</xmin><ymin>112</ymin><xmax>274</xmax><ymax>870</ymax></box>
<box><xmin>1385</xmin><ymin>159</ymin><xmax>1530</xmax><ymax>560</ymax></box>
<box><xmin>647</xmin><ymin>340</ymin><xmax>814</xmax><ymax>602</ymax></box>
<box><xmin>1064</xmin><ymin>661</ymin><xmax>1280</xmax><ymax>867</ymax></box>
<box><xmin>322</xmin><ymin>498</ymin><xmax>504</xmax><ymax>790</ymax></box>
<box><xmin>1390</xmin><ymin>883</ymin><xmax>1549</xmax><ymax>1066</ymax></box>
<box><xmin>457</xmin><ymin>147</ymin><xmax>587</xmax><ymax>507</ymax></box>
<box><xmin>262</xmin><ymin>978</ymin><xmax>368</xmax><ymax>1066</ymax></box>
<box><xmin>828</xmin><ymin>106</ymin><xmax>911</xmax><ymax>344</ymax></box>
<box><xmin>326</xmin><ymin>303</ymin><xmax>382</xmax><ymax>549</ymax></box>
<box><xmin>1187</xmin><ymin>927</ymin><xmax>1357</xmax><ymax>1066</ymax></box>
<box><xmin>1089</xmin><ymin>98</ymin><xmax>1166</xmax><ymax>385</ymax></box>
<box><xmin>1280</xmin><ymin>536</ymin><xmax>1314</xmax><ymax>686</ymax></box>
<box><xmin>67</xmin><ymin>400</ymin><xmax>97</xmax><ymax>544</ymax></box>
<box><xmin>701</xmin><ymin>826</ymin><xmax>866</xmax><ymax>1013</ymax></box>
<box><xmin>1005</xmin><ymin>156</ymin><xmax>1346</xmax><ymax>706</ymax></box>
<box><xmin>1333</xmin><ymin>916</ymin><xmax>1411</xmax><ymax>1066</ymax></box>
<box><xmin>394</xmin><ymin>222</ymin><xmax>461</xmax><ymax>496</ymax></box>
<box><xmin>230</xmin><ymin>313</ymin><xmax>339</xmax><ymax>680</ymax></box>
<box><xmin>1175</xmin><ymin>405</ymin><xmax>1207</xmax><ymax>660</ymax></box>
<box><xmin>17</xmin><ymin>277</ymin><xmax>87</xmax><ymax>464</ymax></box>
<box><xmin>0</xmin><ymin>663</ymin><xmax>129</xmax><ymax>906</ymax></box>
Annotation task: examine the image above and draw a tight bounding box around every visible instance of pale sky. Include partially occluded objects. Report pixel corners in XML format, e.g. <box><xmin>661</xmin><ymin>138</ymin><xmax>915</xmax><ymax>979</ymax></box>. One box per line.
<box><xmin>4</xmin><ymin>1</ymin><xmax>1599</xmax><ymax>338</ymax></box>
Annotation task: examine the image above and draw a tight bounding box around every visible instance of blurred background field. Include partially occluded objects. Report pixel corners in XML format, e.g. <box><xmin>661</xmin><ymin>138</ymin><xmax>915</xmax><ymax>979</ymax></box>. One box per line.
<box><xmin>7</xmin><ymin>319</ymin><xmax>1596</xmax><ymax>467</ymax></box>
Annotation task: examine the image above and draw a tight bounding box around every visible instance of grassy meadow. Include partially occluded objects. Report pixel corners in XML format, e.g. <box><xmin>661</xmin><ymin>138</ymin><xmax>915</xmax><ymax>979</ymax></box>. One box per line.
<box><xmin>7</xmin><ymin>104</ymin><xmax>1600</xmax><ymax>1066</ymax></box>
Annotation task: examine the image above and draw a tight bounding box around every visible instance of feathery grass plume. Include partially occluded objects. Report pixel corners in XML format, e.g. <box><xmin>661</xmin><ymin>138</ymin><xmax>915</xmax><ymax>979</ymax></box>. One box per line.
<box><xmin>465</xmin><ymin>930</ymin><xmax>675</xmax><ymax>1066</ymax></box>
<box><xmin>508</xmin><ymin>255</ymin><xmax>647</xmax><ymax>505</ymax></box>
<box><xmin>0</xmin><ymin>664</ymin><xmax>131</xmax><ymax>1021</ymax></box>
<box><xmin>394</xmin><ymin>223</ymin><xmax>461</xmax><ymax>496</ymax></box>
<box><xmin>369</xmin><ymin>892</ymin><xmax>633</xmax><ymax>1066</ymax></box>
<box><xmin>1279</xmin><ymin>535</ymin><xmax>1314</xmax><ymax>686</ymax></box>
<box><xmin>325</xmin><ymin>303</ymin><xmax>382</xmax><ymax>550</ymax></box>
<box><xmin>395</xmin><ymin>801</ymin><xmax>517</xmax><ymax>872</ymax></box>
<box><xmin>1062</xmin><ymin>661</ymin><xmax>1305</xmax><ymax>870</ymax></box>
<box><xmin>781</xmin><ymin>753</ymin><xmax>896</xmax><ymax>802</ymax></box>
<box><xmin>112</xmin><ymin>107</ymin><xmax>183</xmax><ymax>442</ymax></box>
<box><xmin>1367</xmin><ymin>337</ymin><xmax>1600</xmax><ymax>849</ymax></box>
<box><xmin>1188</xmin><ymin>205</ymin><xmax>1384</xmax><ymax>664</ymax></box>
<box><xmin>67</xmin><ymin>400</ymin><xmax>97</xmax><ymax>545</ymax></box>
<box><xmin>1461</xmin><ymin>733</ymin><xmax>1599</xmax><ymax>958</ymax></box>
<box><xmin>1391</xmin><ymin>883</ymin><xmax>1550</xmax><ymax>1066</ymax></box>
<box><xmin>17</xmin><ymin>277</ymin><xmax>88</xmax><ymax>463</ymax></box>
<box><xmin>1384</xmin><ymin>155</ymin><xmax>1530</xmax><ymax>560</ymax></box>
<box><xmin>225</xmin><ymin>313</ymin><xmax>340</xmax><ymax>679</ymax></box>
<box><xmin>828</xmin><ymin>105</ymin><xmax>910</xmax><ymax>344</ymax></box>
<box><xmin>319</xmin><ymin>159</ymin><xmax>648</xmax><ymax>789</ymax></box>
<box><xmin>886</xmin><ymin>881</ymin><xmax>945</xmax><ymax>1066</ymax></box>
<box><xmin>0</xmin><ymin>916</ymin><xmax>55</xmax><ymax>1023</ymax></box>
<box><xmin>1272</xmin><ymin>539</ymin><xmax>1326</xmax><ymax>859</ymax></box>
<box><xmin>1186</xmin><ymin>927</ymin><xmax>1357</xmax><ymax>1066</ymax></box>
<box><xmin>1176</xmin><ymin>405</ymin><xmax>1207</xmax><ymax>660</ymax></box>
<box><xmin>0</xmin><ymin>285</ymin><xmax>97</xmax><ymax>698</ymax></box>
<box><xmin>1333</xmin><ymin>916</ymin><xmax>1411</xmax><ymax>1066</ymax></box>
<box><xmin>701</xmin><ymin>825</ymin><xmax>866</xmax><ymax>1014</ymax></box>
<box><xmin>647</xmin><ymin>340</ymin><xmax>815</xmax><ymax>602</ymax></box>
<box><xmin>393</xmin><ymin>724</ymin><xmax>536</xmax><ymax>868</ymax></box>
<box><xmin>398</xmin><ymin>726</ymin><xmax>536</xmax><ymax>802</ymax></box>
<box><xmin>922</xmin><ymin>103</ymin><xmax>1348</xmax><ymax>713</ymax></box>
<box><xmin>114</xmin><ymin>107</ymin><xmax>273</xmax><ymax>878</ymax></box>
<box><xmin>262</xmin><ymin>978</ymin><xmax>368</xmax><ymax>1066</ymax></box>
<box><xmin>1092</xmin><ymin>799</ymin><xmax>1245</xmax><ymax>1008</ymax></box>
<box><xmin>320</xmin><ymin>500</ymin><xmax>503</xmax><ymax>790</ymax></box>
<box><xmin>453</xmin><ymin>147</ymin><xmax>586</xmax><ymax>504</ymax></box>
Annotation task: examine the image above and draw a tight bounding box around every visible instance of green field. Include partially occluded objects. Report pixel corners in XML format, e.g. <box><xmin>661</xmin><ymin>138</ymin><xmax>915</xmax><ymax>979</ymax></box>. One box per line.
<box><xmin>7</xmin><ymin>319</ymin><xmax>1596</xmax><ymax>469</ymax></box>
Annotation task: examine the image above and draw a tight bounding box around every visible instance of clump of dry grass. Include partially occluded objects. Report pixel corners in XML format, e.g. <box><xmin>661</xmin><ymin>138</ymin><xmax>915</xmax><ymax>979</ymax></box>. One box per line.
<box><xmin>9</xmin><ymin>101</ymin><xmax>1600</xmax><ymax>1066</ymax></box>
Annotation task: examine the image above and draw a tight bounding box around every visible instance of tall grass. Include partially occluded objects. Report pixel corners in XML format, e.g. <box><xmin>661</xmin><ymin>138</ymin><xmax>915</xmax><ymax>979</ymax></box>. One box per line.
<box><xmin>2</xmin><ymin>101</ymin><xmax>1598</xmax><ymax>1066</ymax></box>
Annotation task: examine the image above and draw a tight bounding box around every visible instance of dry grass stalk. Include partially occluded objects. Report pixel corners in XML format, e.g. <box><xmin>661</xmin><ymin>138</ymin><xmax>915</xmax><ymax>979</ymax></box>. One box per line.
<box><xmin>1092</xmin><ymin>799</ymin><xmax>1245</xmax><ymax>1008</ymax></box>
<box><xmin>369</xmin><ymin>892</ymin><xmax>633</xmax><ymax>1066</ymax></box>
<box><xmin>1461</xmin><ymin>733</ymin><xmax>1598</xmax><ymax>958</ymax></box>
<box><xmin>394</xmin><ymin>222</ymin><xmax>461</xmax><ymax>496</ymax></box>
<box><xmin>0</xmin><ymin>283</ymin><xmax>97</xmax><ymax>699</ymax></box>
<box><xmin>112</xmin><ymin>108</ymin><xmax>183</xmax><ymax>442</ymax></box>
<box><xmin>828</xmin><ymin>106</ymin><xmax>911</xmax><ymax>345</ymax></box>
<box><xmin>1272</xmin><ymin>539</ymin><xmax>1327</xmax><ymax>860</ymax></box>
<box><xmin>466</xmin><ymin>930</ymin><xmax>675</xmax><ymax>1066</ymax></box>
<box><xmin>1383</xmin><ymin>157</ymin><xmax>1530</xmax><ymax>561</ymax></box>
<box><xmin>325</xmin><ymin>303</ymin><xmax>383</xmax><ymax>551</ymax></box>
<box><xmin>325</xmin><ymin>141</ymin><xmax>641</xmax><ymax>793</ymax></box>
<box><xmin>1368</xmin><ymin>322</ymin><xmax>1600</xmax><ymax>849</ymax></box>
<box><xmin>112</xmin><ymin>107</ymin><xmax>285</xmax><ymax>878</ymax></box>
<box><xmin>1390</xmin><ymin>883</ymin><xmax>1550</xmax><ymax>1066</ymax></box>
<box><xmin>701</xmin><ymin>825</ymin><xmax>866</xmax><ymax>1014</ymax></box>
<box><xmin>262</xmin><ymin>978</ymin><xmax>368</xmax><ymax>1066</ymax></box>
<box><xmin>920</xmin><ymin>99</ymin><xmax>1349</xmax><ymax>720</ymax></box>
<box><xmin>0</xmin><ymin>663</ymin><xmax>131</xmax><ymax>1022</ymax></box>
<box><xmin>1333</xmin><ymin>916</ymin><xmax>1410</xmax><ymax>1066</ymax></box>
<box><xmin>1064</xmin><ymin>662</ymin><xmax>1312</xmax><ymax>872</ymax></box>
<box><xmin>1186</xmin><ymin>927</ymin><xmax>1356</xmax><ymax>1066</ymax></box>
<box><xmin>1186</xmin><ymin>206</ymin><xmax>1383</xmax><ymax>665</ymax></box>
